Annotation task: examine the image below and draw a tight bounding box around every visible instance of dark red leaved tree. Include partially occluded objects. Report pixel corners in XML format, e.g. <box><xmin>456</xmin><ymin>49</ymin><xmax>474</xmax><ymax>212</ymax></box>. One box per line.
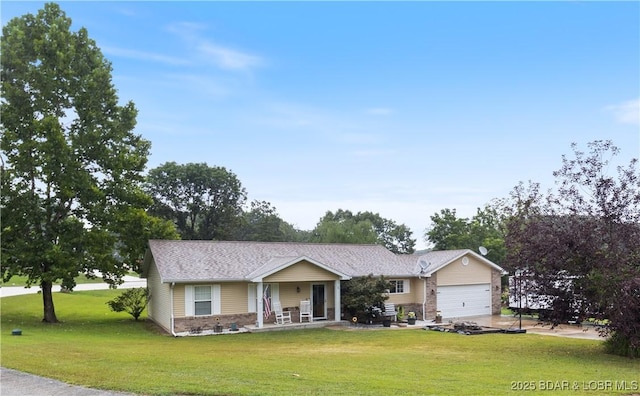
<box><xmin>505</xmin><ymin>140</ymin><xmax>640</xmax><ymax>357</ymax></box>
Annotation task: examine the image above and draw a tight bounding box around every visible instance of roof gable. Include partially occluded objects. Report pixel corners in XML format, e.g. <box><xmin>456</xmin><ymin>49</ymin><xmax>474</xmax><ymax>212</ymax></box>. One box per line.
<box><xmin>246</xmin><ymin>255</ymin><xmax>351</xmax><ymax>281</ymax></box>
<box><xmin>407</xmin><ymin>249</ymin><xmax>506</xmax><ymax>276</ymax></box>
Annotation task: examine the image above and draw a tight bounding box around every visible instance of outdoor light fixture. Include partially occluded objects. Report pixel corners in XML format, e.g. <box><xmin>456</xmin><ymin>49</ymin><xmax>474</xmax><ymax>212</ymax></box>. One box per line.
<box><xmin>296</xmin><ymin>286</ymin><xmax>300</xmax><ymax>293</ymax></box>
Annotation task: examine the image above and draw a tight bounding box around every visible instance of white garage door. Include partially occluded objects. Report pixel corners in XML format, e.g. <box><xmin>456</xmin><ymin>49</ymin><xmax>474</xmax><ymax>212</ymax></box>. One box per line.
<box><xmin>437</xmin><ymin>284</ymin><xmax>491</xmax><ymax>318</ymax></box>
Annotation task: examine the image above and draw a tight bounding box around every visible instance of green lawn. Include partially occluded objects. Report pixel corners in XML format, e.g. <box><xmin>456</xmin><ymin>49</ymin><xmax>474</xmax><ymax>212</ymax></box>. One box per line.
<box><xmin>2</xmin><ymin>291</ymin><xmax>639</xmax><ymax>396</ymax></box>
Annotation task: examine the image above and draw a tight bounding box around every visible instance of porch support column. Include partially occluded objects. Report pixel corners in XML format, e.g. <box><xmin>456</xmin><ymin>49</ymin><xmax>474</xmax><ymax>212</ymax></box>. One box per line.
<box><xmin>257</xmin><ymin>282</ymin><xmax>264</xmax><ymax>328</ymax></box>
<box><xmin>334</xmin><ymin>279</ymin><xmax>341</xmax><ymax>322</ymax></box>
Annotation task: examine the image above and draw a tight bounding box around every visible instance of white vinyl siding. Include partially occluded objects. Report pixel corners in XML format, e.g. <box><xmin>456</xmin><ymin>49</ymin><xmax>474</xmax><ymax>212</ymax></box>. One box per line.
<box><xmin>146</xmin><ymin>260</ymin><xmax>171</xmax><ymax>332</ymax></box>
<box><xmin>185</xmin><ymin>285</ymin><xmax>221</xmax><ymax>316</ymax></box>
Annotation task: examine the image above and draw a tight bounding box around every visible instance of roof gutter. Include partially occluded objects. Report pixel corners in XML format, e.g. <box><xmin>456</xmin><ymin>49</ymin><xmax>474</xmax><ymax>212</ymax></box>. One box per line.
<box><xmin>164</xmin><ymin>278</ymin><xmax>247</xmax><ymax>283</ymax></box>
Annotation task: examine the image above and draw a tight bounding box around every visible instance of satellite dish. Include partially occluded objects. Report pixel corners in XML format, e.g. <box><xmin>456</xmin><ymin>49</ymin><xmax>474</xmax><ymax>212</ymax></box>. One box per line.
<box><xmin>418</xmin><ymin>259</ymin><xmax>431</xmax><ymax>273</ymax></box>
<box><xmin>479</xmin><ymin>246</ymin><xmax>489</xmax><ymax>256</ymax></box>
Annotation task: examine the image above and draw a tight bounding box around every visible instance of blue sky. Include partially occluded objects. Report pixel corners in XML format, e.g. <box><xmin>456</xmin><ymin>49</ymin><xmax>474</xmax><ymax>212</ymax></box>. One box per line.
<box><xmin>2</xmin><ymin>1</ymin><xmax>639</xmax><ymax>249</ymax></box>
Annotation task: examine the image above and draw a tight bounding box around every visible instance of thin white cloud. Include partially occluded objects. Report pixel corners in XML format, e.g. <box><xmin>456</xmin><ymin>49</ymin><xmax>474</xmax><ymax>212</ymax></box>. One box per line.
<box><xmin>102</xmin><ymin>46</ymin><xmax>191</xmax><ymax>66</ymax></box>
<box><xmin>340</xmin><ymin>133</ymin><xmax>382</xmax><ymax>145</ymax></box>
<box><xmin>351</xmin><ymin>148</ymin><xmax>396</xmax><ymax>158</ymax></box>
<box><xmin>166</xmin><ymin>21</ymin><xmax>264</xmax><ymax>72</ymax></box>
<box><xmin>197</xmin><ymin>42</ymin><xmax>263</xmax><ymax>71</ymax></box>
<box><xmin>113</xmin><ymin>6</ymin><xmax>137</xmax><ymax>17</ymax></box>
<box><xmin>366</xmin><ymin>107</ymin><xmax>394</xmax><ymax>116</ymax></box>
<box><xmin>605</xmin><ymin>98</ymin><xmax>640</xmax><ymax>126</ymax></box>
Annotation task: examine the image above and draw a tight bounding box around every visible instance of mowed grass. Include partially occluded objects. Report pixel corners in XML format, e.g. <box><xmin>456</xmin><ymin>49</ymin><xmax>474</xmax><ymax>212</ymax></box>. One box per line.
<box><xmin>2</xmin><ymin>291</ymin><xmax>639</xmax><ymax>396</ymax></box>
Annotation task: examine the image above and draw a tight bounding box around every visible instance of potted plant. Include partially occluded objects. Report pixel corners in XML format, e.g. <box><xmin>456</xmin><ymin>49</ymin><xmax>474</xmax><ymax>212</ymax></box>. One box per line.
<box><xmin>407</xmin><ymin>311</ymin><xmax>417</xmax><ymax>325</ymax></box>
<box><xmin>214</xmin><ymin>317</ymin><xmax>223</xmax><ymax>333</ymax></box>
<box><xmin>396</xmin><ymin>306</ymin><xmax>407</xmax><ymax>327</ymax></box>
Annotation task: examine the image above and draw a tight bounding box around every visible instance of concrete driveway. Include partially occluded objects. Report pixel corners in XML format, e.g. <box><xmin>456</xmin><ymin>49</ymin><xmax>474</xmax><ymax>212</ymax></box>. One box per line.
<box><xmin>444</xmin><ymin>314</ymin><xmax>608</xmax><ymax>341</ymax></box>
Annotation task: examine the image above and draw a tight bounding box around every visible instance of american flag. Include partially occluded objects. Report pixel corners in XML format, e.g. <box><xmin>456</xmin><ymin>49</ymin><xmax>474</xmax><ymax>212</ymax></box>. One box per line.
<box><xmin>263</xmin><ymin>285</ymin><xmax>271</xmax><ymax>319</ymax></box>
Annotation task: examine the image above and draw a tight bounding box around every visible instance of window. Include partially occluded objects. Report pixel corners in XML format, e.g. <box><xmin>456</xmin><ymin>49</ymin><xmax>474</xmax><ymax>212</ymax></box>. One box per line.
<box><xmin>389</xmin><ymin>280</ymin><xmax>409</xmax><ymax>294</ymax></box>
<box><xmin>185</xmin><ymin>285</ymin><xmax>220</xmax><ymax>316</ymax></box>
<box><xmin>194</xmin><ymin>286</ymin><xmax>212</xmax><ymax>316</ymax></box>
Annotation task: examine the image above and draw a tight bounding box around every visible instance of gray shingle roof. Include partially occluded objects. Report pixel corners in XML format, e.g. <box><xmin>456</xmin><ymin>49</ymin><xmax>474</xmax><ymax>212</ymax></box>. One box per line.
<box><xmin>396</xmin><ymin>249</ymin><xmax>506</xmax><ymax>276</ymax></box>
<box><xmin>144</xmin><ymin>241</ymin><xmax>505</xmax><ymax>283</ymax></box>
<box><xmin>145</xmin><ymin>240</ymin><xmax>413</xmax><ymax>283</ymax></box>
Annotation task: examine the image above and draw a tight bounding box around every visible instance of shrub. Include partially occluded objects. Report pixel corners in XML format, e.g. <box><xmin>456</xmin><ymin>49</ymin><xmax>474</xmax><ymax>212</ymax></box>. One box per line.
<box><xmin>341</xmin><ymin>274</ymin><xmax>391</xmax><ymax>323</ymax></box>
<box><xmin>604</xmin><ymin>332</ymin><xmax>640</xmax><ymax>359</ymax></box>
<box><xmin>106</xmin><ymin>288</ymin><xmax>150</xmax><ymax>320</ymax></box>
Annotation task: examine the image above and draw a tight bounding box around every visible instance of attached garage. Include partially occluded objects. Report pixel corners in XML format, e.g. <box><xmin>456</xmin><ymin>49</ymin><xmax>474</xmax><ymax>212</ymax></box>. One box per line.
<box><xmin>413</xmin><ymin>251</ymin><xmax>504</xmax><ymax>320</ymax></box>
<box><xmin>437</xmin><ymin>284</ymin><xmax>492</xmax><ymax>318</ymax></box>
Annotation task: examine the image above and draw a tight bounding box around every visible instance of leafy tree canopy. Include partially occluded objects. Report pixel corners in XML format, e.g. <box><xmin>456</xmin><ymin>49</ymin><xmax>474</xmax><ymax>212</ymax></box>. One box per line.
<box><xmin>0</xmin><ymin>3</ymin><xmax>177</xmax><ymax>323</ymax></box>
<box><xmin>235</xmin><ymin>200</ymin><xmax>303</xmax><ymax>242</ymax></box>
<box><xmin>311</xmin><ymin>209</ymin><xmax>415</xmax><ymax>254</ymax></box>
<box><xmin>145</xmin><ymin>162</ymin><xmax>246</xmax><ymax>240</ymax></box>
<box><xmin>504</xmin><ymin>140</ymin><xmax>640</xmax><ymax>357</ymax></box>
<box><xmin>425</xmin><ymin>205</ymin><xmax>506</xmax><ymax>265</ymax></box>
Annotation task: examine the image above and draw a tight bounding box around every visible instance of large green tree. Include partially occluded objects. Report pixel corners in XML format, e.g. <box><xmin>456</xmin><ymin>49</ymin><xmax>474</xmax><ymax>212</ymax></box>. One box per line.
<box><xmin>311</xmin><ymin>209</ymin><xmax>415</xmax><ymax>254</ymax></box>
<box><xmin>235</xmin><ymin>200</ymin><xmax>302</xmax><ymax>242</ymax></box>
<box><xmin>1</xmin><ymin>3</ymin><xmax>177</xmax><ymax>323</ymax></box>
<box><xmin>425</xmin><ymin>205</ymin><xmax>506</xmax><ymax>265</ymax></box>
<box><xmin>145</xmin><ymin>162</ymin><xmax>247</xmax><ymax>240</ymax></box>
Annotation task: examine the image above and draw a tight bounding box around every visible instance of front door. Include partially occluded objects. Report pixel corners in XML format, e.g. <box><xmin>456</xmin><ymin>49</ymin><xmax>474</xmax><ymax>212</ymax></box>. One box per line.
<box><xmin>312</xmin><ymin>284</ymin><xmax>326</xmax><ymax>319</ymax></box>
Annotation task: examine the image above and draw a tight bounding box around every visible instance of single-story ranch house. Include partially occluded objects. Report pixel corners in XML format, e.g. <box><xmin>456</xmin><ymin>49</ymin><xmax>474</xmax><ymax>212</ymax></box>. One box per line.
<box><xmin>142</xmin><ymin>240</ymin><xmax>505</xmax><ymax>335</ymax></box>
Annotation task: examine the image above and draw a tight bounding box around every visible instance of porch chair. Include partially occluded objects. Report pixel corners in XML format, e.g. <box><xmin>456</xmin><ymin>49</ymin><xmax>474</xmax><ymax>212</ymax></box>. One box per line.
<box><xmin>273</xmin><ymin>301</ymin><xmax>292</xmax><ymax>325</ymax></box>
<box><xmin>383</xmin><ymin>302</ymin><xmax>397</xmax><ymax>322</ymax></box>
<box><xmin>299</xmin><ymin>300</ymin><xmax>313</xmax><ymax>323</ymax></box>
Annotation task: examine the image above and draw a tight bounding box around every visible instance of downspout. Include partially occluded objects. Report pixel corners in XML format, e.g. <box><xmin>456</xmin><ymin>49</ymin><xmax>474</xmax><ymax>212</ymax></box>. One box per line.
<box><xmin>422</xmin><ymin>276</ymin><xmax>427</xmax><ymax>321</ymax></box>
<box><xmin>170</xmin><ymin>282</ymin><xmax>177</xmax><ymax>337</ymax></box>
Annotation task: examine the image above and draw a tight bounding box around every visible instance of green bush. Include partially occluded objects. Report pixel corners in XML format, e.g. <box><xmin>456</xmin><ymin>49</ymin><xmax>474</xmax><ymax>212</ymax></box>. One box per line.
<box><xmin>106</xmin><ymin>288</ymin><xmax>150</xmax><ymax>320</ymax></box>
<box><xmin>604</xmin><ymin>332</ymin><xmax>640</xmax><ymax>358</ymax></box>
<box><xmin>341</xmin><ymin>274</ymin><xmax>391</xmax><ymax>323</ymax></box>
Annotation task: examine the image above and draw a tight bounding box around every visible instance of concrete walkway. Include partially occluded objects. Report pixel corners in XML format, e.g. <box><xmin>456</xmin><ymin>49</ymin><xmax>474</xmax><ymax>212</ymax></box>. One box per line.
<box><xmin>0</xmin><ymin>368</ymin><xmax>134</xmax><ymax>396</ymax></box>
<box><xmin>0</xmin><ymin>276</ymin><xmax>146</xmax><ymax>298</ymax></box>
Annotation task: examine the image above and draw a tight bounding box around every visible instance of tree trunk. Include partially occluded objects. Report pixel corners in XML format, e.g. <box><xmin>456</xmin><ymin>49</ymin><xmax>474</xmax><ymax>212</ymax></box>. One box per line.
<box><xmin>41</xmin><ymin>280</ymin><xmax>59</xmax><ymax>323</ymax></box>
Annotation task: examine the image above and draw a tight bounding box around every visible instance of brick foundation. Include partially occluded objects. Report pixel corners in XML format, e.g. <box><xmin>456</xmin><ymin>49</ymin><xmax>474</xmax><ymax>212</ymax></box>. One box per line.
<box><xmin>174</xmin><ymin>313</ymin><xmax>258</xmax><ymax>333</ymax></box>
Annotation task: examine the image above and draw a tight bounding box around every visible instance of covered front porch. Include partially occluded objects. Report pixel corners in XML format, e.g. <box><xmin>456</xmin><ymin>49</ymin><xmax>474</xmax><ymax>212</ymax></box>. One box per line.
<box><xmin>250</xmin><ymin>255</ymin><xmax>351</xmax><ymax>329</ymax></box>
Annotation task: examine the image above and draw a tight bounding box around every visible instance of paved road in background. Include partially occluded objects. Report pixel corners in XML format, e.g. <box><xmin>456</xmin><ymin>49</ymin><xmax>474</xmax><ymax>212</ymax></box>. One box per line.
<box><xmin>0</xmin><ymin>275</ymin><xmax>146</xmax><ymax>298</ymax></box>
